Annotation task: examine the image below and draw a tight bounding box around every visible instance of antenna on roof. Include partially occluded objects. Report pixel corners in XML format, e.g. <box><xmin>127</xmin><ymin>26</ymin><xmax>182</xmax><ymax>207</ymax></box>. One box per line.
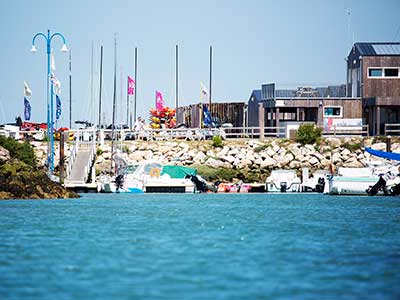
<box><xmin>345</xmin><ymin>8</ymin><xmax>353</xmax><ymax>46</ymax></box>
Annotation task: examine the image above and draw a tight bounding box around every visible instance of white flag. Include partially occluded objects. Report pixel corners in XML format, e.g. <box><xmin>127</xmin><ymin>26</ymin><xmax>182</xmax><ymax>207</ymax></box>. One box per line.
<box><xmin>51</xmin><ymin>53</ymin><xmax>56</xmax><ymax>71</ymax></box>
<box><xmin>200</xmin><ymin>81</ymin><xmax>208</xmax><ymax>97</ymax></box>
<box><xmin>24</xmin><ymin>81</ymin><xmax>32</xmax><ymax>96</ymax></box>
<box><xmin>51</xmin><ymin>73</ymin><xmax>61</xmax><ymax>94</ymax></box>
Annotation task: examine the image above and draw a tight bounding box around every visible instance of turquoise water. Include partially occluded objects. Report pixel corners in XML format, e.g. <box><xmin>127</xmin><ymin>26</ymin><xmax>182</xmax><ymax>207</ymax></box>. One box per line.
<box><xmin>0</xmin><ymin>193</ymin><xmax>399</xmax><ymax>300</ymax></box>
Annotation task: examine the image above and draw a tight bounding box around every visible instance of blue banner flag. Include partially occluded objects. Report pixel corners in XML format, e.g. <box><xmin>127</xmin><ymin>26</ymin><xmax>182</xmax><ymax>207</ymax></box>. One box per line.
<box><xmin>203</xmin><ymin>105</ymin><xmax>213</xmax><ymax>127</ymax></box>
<box><xmin>24</xmin><ymin>97</ymin><xmax>31</xmax><ymax>121</ymax></box>
<box><xmin>56</xmin><ymin>95</ymin><xmax>62</xmax><ymax>120</ymax></box>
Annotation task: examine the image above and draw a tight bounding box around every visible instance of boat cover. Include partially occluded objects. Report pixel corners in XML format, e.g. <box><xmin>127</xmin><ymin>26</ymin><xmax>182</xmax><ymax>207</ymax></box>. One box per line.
<box><xmin>365</xmin><ymin>147</ymin><xmax>400</xmax><ymax>161</ymax></box>
<box><xmin>161</xmin><ymin>165</ymin><xmax>197</xmax><ymax>179</ymax></box>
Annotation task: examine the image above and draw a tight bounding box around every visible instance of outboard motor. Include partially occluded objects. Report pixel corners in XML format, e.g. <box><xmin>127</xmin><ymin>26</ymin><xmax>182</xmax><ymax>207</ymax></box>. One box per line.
<box><xmin>280</xmin><ymin>182</ymin><xmax>287</xmax><ymax>193</ymax></box>
<box><xmin>115</xmin><ymin>174</ymin><xmax>124</xmax><ymax>192</ymax></box>
<box><xmin>367</xmin><ymin>176</ymin><xmax>387</xmax><ymax>196</ymax></box>
<box><xmin>187</xmin><ymin>175</ymin><xmax>208</xmax><ymax>192</ymax></box>
<box><xmin>315</xmin><ymin>177</ymin><xmax>325</xmax><ymax>193</ymax></box>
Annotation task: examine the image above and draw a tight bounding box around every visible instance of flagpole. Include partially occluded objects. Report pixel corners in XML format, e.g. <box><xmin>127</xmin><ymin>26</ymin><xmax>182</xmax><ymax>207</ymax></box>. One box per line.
<box><xmin>98</xmin><ymin>45</ymin><xmax>103</xmax><ymax>128</ymax></box>
<box><xmin>209</xmin><ymin>45</ymin><xmax>212</xmax><ymax>108</ymax></box>
<box><xmin>69</xmin><ymin>50</ymin><xmax>72</xmax><ymax>129</ymax></box>
<box><xmin>126</xmin><ymin>76</ymin><xmax>129</xmax><ymax>126</ymax></box>
<box><xmin>175</xmin><ymin>44</ymin><xmax>178</xmax><ymax>112</ymax></box>
<box><xmin>111</xmin><ymin>34</ymin><xmax>117</xmax><ymax>173</ymax></box>
<box><xmin>134</xmin><ymin>47</ymin><xmax>138</xmax><ymax>122</ymax></box>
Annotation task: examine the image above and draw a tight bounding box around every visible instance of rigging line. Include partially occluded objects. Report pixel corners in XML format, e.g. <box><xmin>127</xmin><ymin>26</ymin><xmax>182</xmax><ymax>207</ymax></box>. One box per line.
<box><xmin>393</xmin><ymin>24</ymin><xmax>400</xmax><ymax>41</ymax></box>
<box><xmin>0</xmin><ymin>97</ymin><xmax>6</xmax><ymax>124</ymax></box>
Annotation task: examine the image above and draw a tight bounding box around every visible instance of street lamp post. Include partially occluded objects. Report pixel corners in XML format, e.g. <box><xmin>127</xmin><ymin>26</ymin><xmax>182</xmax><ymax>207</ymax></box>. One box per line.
<box><xmin>31</xmin><ymin>29</ymin><xmax>68</xmax><ymax>176</ymax></box>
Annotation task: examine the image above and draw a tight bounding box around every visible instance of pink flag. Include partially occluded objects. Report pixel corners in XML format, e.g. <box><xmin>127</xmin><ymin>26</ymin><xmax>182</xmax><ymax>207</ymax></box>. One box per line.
<box><xmin>155</xmin><ymin>91</ymin><xmax>164</xmax><ymax>110</ymax></box>
<box><xmin>128</xmin><ymin>76</ymin><xmax>135</xmax><ymax>95</ymax></box>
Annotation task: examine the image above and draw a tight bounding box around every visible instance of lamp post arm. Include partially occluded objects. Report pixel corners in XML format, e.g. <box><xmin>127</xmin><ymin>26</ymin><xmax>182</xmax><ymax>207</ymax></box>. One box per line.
<box><xmin>32</xmin><ymin>32</ymin><xmax>48</xmax><ymax>45</ymax></box>
<box><xmin>50</xmin><ymin>32</ymin><xmax>67</xmax><ymax>44</ymax></box>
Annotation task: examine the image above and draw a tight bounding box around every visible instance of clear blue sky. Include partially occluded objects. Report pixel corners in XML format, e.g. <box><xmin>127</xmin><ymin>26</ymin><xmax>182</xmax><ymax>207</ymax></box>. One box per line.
<box><xmin>0</xmin><ymin>0</ymin><xmax>399</xmax><ymax>127</ymax></box>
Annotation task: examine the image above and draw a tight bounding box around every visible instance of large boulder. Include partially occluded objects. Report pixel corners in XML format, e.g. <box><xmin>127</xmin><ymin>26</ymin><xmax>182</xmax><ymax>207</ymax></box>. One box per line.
<box><xmin>0</xmin><ymin>146</ymin><xmax>10</xmax><ymax>162</ymax></box>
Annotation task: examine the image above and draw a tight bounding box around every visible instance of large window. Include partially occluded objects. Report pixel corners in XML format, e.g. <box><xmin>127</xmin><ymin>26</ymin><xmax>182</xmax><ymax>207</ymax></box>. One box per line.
<box><xmin>369</xmin><ymin>68</ymin><xmax>383</xmax><ymax>77</ymax></box>
<box><xmin>324</xmin><ymin>106</ymin><xmax>342</xmax><ymax>117</ymax></box>
<box><xmin>384</xmin><ymin>68</ymin><xmax>399</xmax><ymax>77</ymax></box>
<box><xmin>368</xmin><ymin>67</ymin><xmax>400</xmax><ymax>78</ymax></box>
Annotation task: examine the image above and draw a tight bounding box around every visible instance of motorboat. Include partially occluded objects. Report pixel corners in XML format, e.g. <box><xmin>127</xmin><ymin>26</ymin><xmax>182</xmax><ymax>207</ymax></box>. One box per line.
<box><xmin>328</xmin><ymin>165</ymin><xmax>400</xmax><ymax>195</ymax></box>
<box><xmin>265</xmin><ymin>169</ymin><xmax>302</xmax><ymax>192</ymax></box>
<box><xmin>302</xmin><ymin>169</ymin><xmax>330</xmax><ymax>192</ymax></box>
<box><xmin>105</xmin><ymin>162</ymin><xmax>196</xmax><ymax>193</ymax></box>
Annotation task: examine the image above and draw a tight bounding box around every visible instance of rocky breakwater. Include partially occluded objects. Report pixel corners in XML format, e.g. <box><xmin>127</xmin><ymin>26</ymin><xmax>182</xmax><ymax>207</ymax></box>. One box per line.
<box><xmin>93</xmin><ymin>137</ymin><xmax>397</xmax><ymax>182</ymax></box>
<box><xmin>0</xmin><ymin>139</ymin><xmax>78</xmax><ymax>199</ymax></box>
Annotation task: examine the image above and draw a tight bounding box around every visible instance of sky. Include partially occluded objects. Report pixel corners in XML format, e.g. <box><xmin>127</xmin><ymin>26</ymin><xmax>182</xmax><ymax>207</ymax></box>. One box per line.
<box><xmin>0</xmin><ymin>0</ymin><xmax>399</xmax><ymax>127</ymax></box>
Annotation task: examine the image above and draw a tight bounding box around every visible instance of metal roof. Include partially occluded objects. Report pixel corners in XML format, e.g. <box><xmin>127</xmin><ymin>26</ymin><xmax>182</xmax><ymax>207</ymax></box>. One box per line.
<box><xmin>355</xmin><ymin>42</ymin><xmax>400</xmax><ymax>56</ymax></box>
<box><xmin>373</xmin><ymin>44</ymin><xmax>400</xmax><ymax>55</ymax></box>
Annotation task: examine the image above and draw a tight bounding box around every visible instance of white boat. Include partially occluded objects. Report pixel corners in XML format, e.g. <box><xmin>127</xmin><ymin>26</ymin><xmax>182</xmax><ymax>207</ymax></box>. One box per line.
<box><xmin>266</xmin><ymin>169</ymin><xmax>302</xmax><ymax>192</ymax></box>
<box><xmin>302</xmin><ymin>169</ymin><xmax>330</xmax><ymax>192</ymax></box>
<box><xmin>99</xmin><ymin>162</ymin><xmax>196</xmax><ymax>193</ymax></box>
<box><xmin>328</xmin><ymin>166</ymin><xmax>400</xmax><ymax>195</ymax></box>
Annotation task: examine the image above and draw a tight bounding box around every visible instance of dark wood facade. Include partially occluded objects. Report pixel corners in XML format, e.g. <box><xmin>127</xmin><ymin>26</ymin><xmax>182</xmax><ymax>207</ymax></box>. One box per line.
<box><xmin>177</xmin><ymin>102</ymin><xmax>246</xmax><ymax>128</ymax></box>
<box><xmin>347</xmin><ymin>44</ymin><xmax>400</xmax><ymax>135</ymax></box>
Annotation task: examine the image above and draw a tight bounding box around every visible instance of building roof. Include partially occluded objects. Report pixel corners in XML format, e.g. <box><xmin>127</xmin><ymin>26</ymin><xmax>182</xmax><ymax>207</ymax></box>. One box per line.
<box><xmin>354</xmin><ymin>42</ymin><xmax>400</xmax><ymax>56</ymax></box>
<box><xmin>249</xmin><ymin>89</ymin><xmax>262</xmax><ymax>102</ymax></box>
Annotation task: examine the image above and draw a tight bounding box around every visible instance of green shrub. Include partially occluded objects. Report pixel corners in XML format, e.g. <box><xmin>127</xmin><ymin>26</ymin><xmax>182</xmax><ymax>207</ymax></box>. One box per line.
<box><xmin>343</xmin><ymin>142</ymin><xmax>361</xmax><ymax>152</ymax></box>
<box><xmin>254</xmin><ymin>144</ymin><xmax>270</xmax><ymax>153</ymax></box>
<box><xmin>0</xmin><ymin>136</ymin><xmax>36</xmax><ymax>167</ymax></box>
<box><xmin>295</xmin><ymin>123</ymin><xmax>322</xmax><ymax>145</ymax></box>
<box><xmin>212</xmin><ymin>135</ymin><xmax>223</xmax><ymax>148</ymax></box>
<box><xmin>96</xmin><ymin>148</ymin><xmax>103</xmax><ymax>156</ymax></box>
<box><xmin>122</xmin><ymin>145</ymin><xmax>130</xmax><ymax>153</ymax></box>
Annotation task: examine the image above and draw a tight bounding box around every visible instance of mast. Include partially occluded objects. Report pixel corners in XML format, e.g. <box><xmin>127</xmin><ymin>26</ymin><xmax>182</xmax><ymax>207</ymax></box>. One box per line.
<box><xmin>69</xmin><ymin>50</ymin><xmax>72</xmax><ymax>128</ymax></box>
<box><xmin>98</xmin><ymin>45</ymin><xmax>103</xmax><ymax>128</ymax></box>
<box><xmin>99</xmin><ymin>45</ymin><xmax>103</xmax><ymax>129</ymax></box>
<box><xmin>126</xmin><ymin>76</ymin><xmax>129</xmax><ymax>126</ymax></box>
<box><xmin>209</xmin><ymin>45</ymin><xmax>212</xmax><ymax>107</ymax></box>
<box><xmin>111</xmin><ymin>35</ymin><xmax>117</xmax><ymax>172</ymax></box>
<box><xmin>90</xmin><ymin>41</ymin><xmax>94</xmax><ymax>123</ymax></box>
<box><xmin>175</xmin><ymin>44</ymin><xmax>178</xmax><ymax>111</ymax></box>
<box><xmin>134</xmin><ymin>47</ymin><xmax>138</xmax><ymax>121</ymax></box>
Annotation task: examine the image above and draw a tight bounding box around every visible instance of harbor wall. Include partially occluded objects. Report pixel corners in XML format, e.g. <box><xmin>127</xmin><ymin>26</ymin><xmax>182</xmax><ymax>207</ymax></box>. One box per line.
<box><xmin>30</xmin><ymin>137</ymin><xmax>398</xmax><ymax>182</ymax></box>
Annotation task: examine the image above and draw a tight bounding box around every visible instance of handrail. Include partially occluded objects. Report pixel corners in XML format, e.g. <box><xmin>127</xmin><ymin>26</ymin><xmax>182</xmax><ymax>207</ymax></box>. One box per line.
<box><xmin>82</xmin><ymin>130</ymin><xmax>96</xmax><ymax>183</ymax></box>
<box><xmin>385</xmin><ymin>123</ymin><xmax>400</xmax><ymax>136</ymax></box>
<box><xmin>323</xmin><ymin>124</ymin><xmax>369</xmax><ymax>137</ymax></box>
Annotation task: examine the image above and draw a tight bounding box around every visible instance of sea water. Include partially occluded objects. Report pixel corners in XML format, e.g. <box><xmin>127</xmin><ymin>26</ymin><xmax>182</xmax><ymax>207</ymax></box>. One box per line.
<box><xmin>0</xmin><ymin>193</ymin><xmax>399</xmax><ymax>300</ymax></box>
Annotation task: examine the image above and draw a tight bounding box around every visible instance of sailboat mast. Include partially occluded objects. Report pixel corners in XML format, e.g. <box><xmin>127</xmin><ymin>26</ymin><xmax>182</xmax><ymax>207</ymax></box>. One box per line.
<box><xmin>209</xmin><ymin>45</ymin><xmax>212</xmax><ymax>107</ymax></box>
<box><xmin>98</xmin><ymin>45</ymin><xmax>103</xmax><ymax>128</ymax></box>
<box><xmin>126</xmin><ymin>76</ymin><xmax>129</xmax><ymax>127</ymax></box>
<box><xmin>111</xmin><ymin>35</ymin><xmax>117</xmax><ymax>172</ymax></box>
<box><xmin>175</xmin><ymin>44</ymin><xmax>179</xmax><ymax>111</ymax></box>
<box><xmin>69</xmin><ymin>50</ymin><xmax>72</xmax><ymax>128</ymax></box>
<box><xmin>134</xmin><ymin>47</ymin><xmax>138</xmax><ymax>121</ymax></box>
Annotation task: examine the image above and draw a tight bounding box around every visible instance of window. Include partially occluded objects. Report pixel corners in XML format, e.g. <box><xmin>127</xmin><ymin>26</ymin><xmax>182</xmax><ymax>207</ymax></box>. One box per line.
<box><xmin>384</xmin><ymin>68</ymin><xmax>399</xmax><ymax>77</ymax></box>
<box><xmin>369</xmin><ymin>68</ymin><xmax>383</xmax><ymax>77</ymax></box>
<box><xmin>324</xmin><ymin>107</ymin><xmax>342</xmax><ymax>117</ymax></box>
<box><xmin>368</xmin><ymin>67</ymin><xmax>400</xmax><ymax>78</ymax></box>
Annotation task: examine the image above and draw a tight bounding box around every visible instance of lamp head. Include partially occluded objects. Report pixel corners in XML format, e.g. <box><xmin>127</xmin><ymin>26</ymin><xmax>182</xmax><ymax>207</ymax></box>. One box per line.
<box><xmin>60</xmin><ymin>44</ymin><xmax>68</xmax><ymax>53</ymax></box>
<box><xmin>30</xmin><ymin>45</ymin><xmax>37</xmax><ymax>53</ymax></box>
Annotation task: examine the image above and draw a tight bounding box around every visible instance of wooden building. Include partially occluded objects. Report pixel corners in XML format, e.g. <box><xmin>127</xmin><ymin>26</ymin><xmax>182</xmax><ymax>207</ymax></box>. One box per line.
<box><xmin>347</xmin><ymin>42</ymin><xmax>400</xmax><ymax>135</ymax></box>
<box><xmin>248</xmin><ymin>83</ymin><xmax>361</xmax><ymax>135</ymax></box>
<box><xmin>177</xmin><ymin>102</ymin><xmax>246</xmax><ymax>128</ymax></box>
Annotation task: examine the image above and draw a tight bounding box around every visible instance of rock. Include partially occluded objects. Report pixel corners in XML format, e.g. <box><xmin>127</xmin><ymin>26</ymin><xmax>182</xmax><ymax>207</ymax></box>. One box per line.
<box><xmin>193</xmin><ymin>152</ymin><xmax>207</xmax><ymax>163</ymax></box>
<box><xmin>332</xmin><ymin>152</ymin><xmax>342</xmax><ymax>163</ymax></box>
<box><xmin>260</xmin><ymin>156</ymin><xmax>277</xmax><ymax>168</ymax></box>
<box><xmin>309</xmin><ymin>157</ymin><xmax>319</xmax><ymax>166</ymax></box>
<box><xmin>0</xmin><ymin>146</ymin><xmax>11</xmax><ymax>162</ymax></box>
<box><xmin>289</xmin><ymin>160</ymin><xmax>301</xmax><ymax>169</ymax></box>
<box><xmin>326</xmin><ymin>137</ymin><xmax>341</xmax><ymax>147</ymax></box>
<box><xmin>205</xmin><ymin>158</ymin><xmax>225</xmax><ymax>168</ymax></box>
<box><xmin>221</xmin><ymin>155</ymin><xmax>235</xmax><ymax>163</ymax></box>
<box><xmin>340</xmin><ymin>148</ymin><xmax>351</xmax><ymax>156</ymax></box>
<box><xmin>266</xmin><ymin>148</ymin><xmax>275</xmax><ymax>157</ymax></box>
<box><xmin>371</xmin><ymin>142</ymin><xmax>386</xmax><ymax>151</ymax></box>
